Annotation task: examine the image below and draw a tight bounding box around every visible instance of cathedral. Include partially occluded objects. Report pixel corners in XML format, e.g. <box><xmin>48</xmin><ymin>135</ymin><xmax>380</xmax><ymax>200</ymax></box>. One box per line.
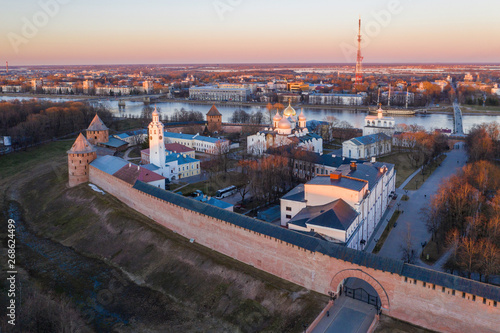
<box><xmin>247</xmin><ymin>101</ymin><xmax>323</xmax><ymax>155</ymax></box>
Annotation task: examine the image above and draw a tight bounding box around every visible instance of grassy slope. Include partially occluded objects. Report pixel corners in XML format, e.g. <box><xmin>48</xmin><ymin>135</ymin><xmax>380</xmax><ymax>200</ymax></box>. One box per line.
<box><xmin>1</xmin><ymin>141</ymin><xmax>328</xmax><ymax>332</ymax></box>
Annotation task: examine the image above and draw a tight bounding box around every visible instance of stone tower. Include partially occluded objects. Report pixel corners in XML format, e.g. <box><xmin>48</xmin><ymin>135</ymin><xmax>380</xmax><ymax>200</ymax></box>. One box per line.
<box><xmin>206</xmin><ymin>104</ymin><xmax>222</xmax><ymax>133</ymax></box>
<box><xmin>67</xmin><ymin>133</ymin><xmax>97</xmax><ymax>187</ymax></box>
<box><xmin>148</xmin><ymin>107</ymin><xmax>166</xmax><ymax>168</ymax></box>
<box><xmin>86</xmin><ymin>114</ymin><xmax>109</xmax><ymax>145</ymax></box>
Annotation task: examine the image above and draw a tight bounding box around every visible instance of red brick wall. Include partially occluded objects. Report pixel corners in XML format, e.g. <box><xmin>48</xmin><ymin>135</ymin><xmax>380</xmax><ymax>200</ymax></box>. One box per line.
<box><xmin>68</xmin><ymin>151</ymin><xmax>96</xmax><ymax>187</ymax></box>
<box><xmin>86</xmin><ymin>130</ymin><xmax>109</xmax><ymax>145</ymax></box>
<box><xmin>89</xmin><ymin>167</ymin><xmax>500</xmax><ymax>333</ymax></box>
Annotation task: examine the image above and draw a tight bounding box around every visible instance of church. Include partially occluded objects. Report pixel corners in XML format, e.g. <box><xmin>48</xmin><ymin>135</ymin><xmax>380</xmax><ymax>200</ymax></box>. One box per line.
<box><xmin>363</xmin><ymin>105</ymin><xmax>395</xmax><ymax>136</ymax></box>
<box><xmin>246</xmin><ymin>101</ymin><xmax>323</xmax><ymax>155</ymax></box>
<box><xmin>342</xmin><ymin>105</ymin><xmax>394</xmax><ymax>160</ymax></box>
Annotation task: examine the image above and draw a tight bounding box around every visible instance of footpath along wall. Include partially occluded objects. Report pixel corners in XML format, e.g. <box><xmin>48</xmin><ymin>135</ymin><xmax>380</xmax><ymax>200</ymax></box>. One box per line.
<box><xmin>89</xmin><ymin>166</ymin><xmax>500</xmax><ymax>333</ymax></box>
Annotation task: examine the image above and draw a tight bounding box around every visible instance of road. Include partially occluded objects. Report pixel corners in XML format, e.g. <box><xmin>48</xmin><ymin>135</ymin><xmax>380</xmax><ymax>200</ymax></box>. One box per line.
<box><xmin>311</xmin><ymin>279</ymin><xmax>377</xmax><ymax>333</ymax></box>
<box><xmin>376</xmin><ymin>148</ymin><xmax>467</xmax><ymax>267</ymax></box>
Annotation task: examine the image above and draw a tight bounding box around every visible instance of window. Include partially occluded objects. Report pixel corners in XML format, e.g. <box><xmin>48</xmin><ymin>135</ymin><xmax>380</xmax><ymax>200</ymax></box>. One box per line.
<box><xmin>442</xmin><ymin>287</ymin><xmax>445</xmax><ymax>293</ymax></box>
<box><xmin>483</xmin><ymin>298</ymin><xmax>486</xmax><ymax>304</ymax></box>
<box><xmin>413</xmin><ymin>279</ymin><xmax>416</xmax><ymax>285</ymax></box>
<box><xmin>462</xmin><ymin>292</ymin><xmax>465</xmax><ymax>298</ymax></box>
<box><xmin>286</xmin><ymin>207</ymin><xmax>291</xmax><ymax>211</ymax></box>
<box><xmin>423</xmin><ymin>282</ymin><xmax>426</xmax><ymax>287</ymax></box>
<box><xmin>286</xmin><ymin>214</ymin><xmax>291</xmax><ymax>219</ymax></box>
<box><xmin>452</xmin><ymin>290</ymin><xmax>455</xmax><ymax>296</ymax></box>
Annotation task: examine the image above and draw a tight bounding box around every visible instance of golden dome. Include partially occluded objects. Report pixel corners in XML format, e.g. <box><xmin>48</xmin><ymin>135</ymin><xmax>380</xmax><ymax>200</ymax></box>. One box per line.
<box><xmin>283</xmin><ymin>100</ymin><xmax>296</xmax><ymax>117</ymax></box>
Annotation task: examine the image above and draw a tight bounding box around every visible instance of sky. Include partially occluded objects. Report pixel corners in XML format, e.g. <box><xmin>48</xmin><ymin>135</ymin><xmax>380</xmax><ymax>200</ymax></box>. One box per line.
<box><xmin>1</xmin><ymin>0</ymin><xmax>499</xmax><ymax>66</ymax></box>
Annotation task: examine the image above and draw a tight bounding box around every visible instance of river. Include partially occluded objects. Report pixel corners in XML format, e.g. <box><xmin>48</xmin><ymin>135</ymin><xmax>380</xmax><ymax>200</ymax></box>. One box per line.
<box><xmin>2</xmin><ymin>95</ymin><xmax>499</xmax><ymax>132</ymax></box>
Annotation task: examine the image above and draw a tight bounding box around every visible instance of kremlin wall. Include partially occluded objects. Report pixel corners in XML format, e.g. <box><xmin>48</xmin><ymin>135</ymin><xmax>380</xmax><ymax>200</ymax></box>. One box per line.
<box><xmin>87</xmin><ymin>166</ymin><xmax>500</xmax><ymax>333</ymax></box>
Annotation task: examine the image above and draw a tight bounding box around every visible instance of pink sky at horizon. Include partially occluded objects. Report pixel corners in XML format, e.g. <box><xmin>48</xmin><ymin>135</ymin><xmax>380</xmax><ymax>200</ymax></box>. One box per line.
<box><xmin>1</xmin><ymin>0</ymin><xmax>499</xmax><ymax>66</ymax></box>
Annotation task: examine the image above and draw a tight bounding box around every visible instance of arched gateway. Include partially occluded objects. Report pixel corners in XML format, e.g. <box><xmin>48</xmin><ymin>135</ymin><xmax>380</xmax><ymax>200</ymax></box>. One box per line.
<box><xmin>330</xmin><ymin>269</ymin><xmax>390</xmax><ymax>311</ymax></box>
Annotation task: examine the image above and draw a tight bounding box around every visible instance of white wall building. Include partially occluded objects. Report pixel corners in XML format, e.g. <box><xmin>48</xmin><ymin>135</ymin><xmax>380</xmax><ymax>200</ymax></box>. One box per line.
<box><xmin>247</xmin><ymin>102</ymin><xmax>323</xmax><ymax>155</ymax></box>
<box><xmin>281</xmin><ymin>161</ymin><xmax>395</xmax><ymax>250</ymax></box>
<box><xmin>189</xmin><ymin>85</ymin><xmax>249</xmax><ymax>102</ymax></box>
<box><xmin>309</xmin><ymin>93</ymin><xmax>364</xmax><ymax>106</ymax></box>
<box><xmin>163</xmin><ymin>132</ymin><xmax>230</xmax><ymax>154</ymax></box>
<box><xmin>342</xmin><ymin>133</ymin><xmax>392</xmax><ymax>160</ymax></box>
<box><xmin>363</xmin><ymin>107</ymin><xmax>395</xmax><ymax>136</ymax></box>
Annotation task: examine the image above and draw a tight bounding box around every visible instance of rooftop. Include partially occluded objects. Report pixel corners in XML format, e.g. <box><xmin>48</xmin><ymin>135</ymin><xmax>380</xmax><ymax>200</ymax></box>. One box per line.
<box><xmin>337</xmin><ymin>162</ymin><xmax>394</xmax><ymax>191</ymax></box>
<box><xmin>90</xmin><ymin>155</ymin><xmax>128</xmax><ymax>175</ymax></box>
<box><xmin>289</xmin><ymin>199</ymin><xmax>358</xmax><ymax>231</ymax></box>
<box><xmin>113</xmin><ymin>163</ymin><xmax>165</xmax><ymax>185</ymax></box>
<box><xmin>165</xmin><ymin>142</ymin><xmax>195</xmax><ymax>153</ymax></box>
<box><xmin>307</xmin><ymin>175</ymin><xmax>367</xmax><ymax>192</ymax></box>
<box><xmin>67</xmin><ymin>133</ymin><xmax>96</xmax><ymax>154</ymax></box>
<box><xmin>347</xmin><ymin>133</ymin><xmax>391</xmax><ymax>146</ymax></box>
<box><xmin>207</xmin><ymin>104</ymin><xmax>222</xmax><ymax>116</ymax></box>
<box><xmin>87</xmin><ymin>114</ymin><xmax>108</xmax><ymax>131</ymax></box>
<box><xmin>281</xmin><ymin>184</ymin><xmax>305</xmax><ymax>202</ymax></box>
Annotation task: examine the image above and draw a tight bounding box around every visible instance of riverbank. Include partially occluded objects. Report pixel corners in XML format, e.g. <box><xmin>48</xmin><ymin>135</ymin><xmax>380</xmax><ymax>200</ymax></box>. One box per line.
<box><xmin>3</xmin><ymin>92</ymin><xmax>499</xmax><ymax>117</ymax></box>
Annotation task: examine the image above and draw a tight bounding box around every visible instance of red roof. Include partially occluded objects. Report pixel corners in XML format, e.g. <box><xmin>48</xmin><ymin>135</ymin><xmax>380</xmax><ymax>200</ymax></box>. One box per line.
<box><xmin>206</xmin><ymin>104</ymin><xmax>222</xmax><ymax>116</ymax></box>
<box><xmin>165</xmin><ymin>143</ymin><xmax>194</xmax><ymax>153</ymax></box>
<box><xmin>113</xmin><ymin>164</ymin><xmax>165</xmax><ymax>185</ymax></box>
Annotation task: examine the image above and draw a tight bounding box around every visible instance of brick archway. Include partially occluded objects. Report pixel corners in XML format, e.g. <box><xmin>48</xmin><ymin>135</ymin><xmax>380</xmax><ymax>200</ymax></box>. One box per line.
<box><xmin>330</xmin><ymin>269</ymin><xmax>390</xmax><ymax>311</ymax></box>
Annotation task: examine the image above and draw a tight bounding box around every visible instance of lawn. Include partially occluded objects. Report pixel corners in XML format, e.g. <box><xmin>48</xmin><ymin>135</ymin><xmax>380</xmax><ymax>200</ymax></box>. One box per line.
<box><xmin>378</xmin><ymin>152</ymin><xmax>419</xmax><ymax>188</ymax></box>
<box><xmin>372</xmin><ymin>210</ymin><xmax>401</xmax><ymax>254</ymax></box>
<box><xmin>420</xmin><ymin>240</ymin><xmax>442</xmax><ymax>264</ymax></box>
<box><xmin>0</xmin><ymin>140</ymin><xmax>73</xmax><ymax>180</ymax></box>
<box><xmin>404</xmin><ymin>155</ymin><xmax>447</xmax><ymax>191</ymax></box>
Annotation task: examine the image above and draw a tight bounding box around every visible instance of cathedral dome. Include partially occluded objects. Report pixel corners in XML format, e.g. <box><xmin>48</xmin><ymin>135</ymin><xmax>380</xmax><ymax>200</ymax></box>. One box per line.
<box><xmin>278</xmin><ymin>117</ymin><xmax>291</xmax><ymax>129</ymax></box>
<box><xmin>273</xmin><ymin>110</ymin><xmax>282</xmax><ymax>122</ymax></box>
<box><xmin>283</xmin><ymin>100</ymin><xmax>296</xmax><ymax>117</ymax></box>
<box><xmin>152</xmin><ymin>107</ymin><xmax>159</xmax><ymax>117</ymax></box>
<box><xmin>298</xmin><ymin>109</ymin><xmax>306</xmax><ymax>121</ymax></box>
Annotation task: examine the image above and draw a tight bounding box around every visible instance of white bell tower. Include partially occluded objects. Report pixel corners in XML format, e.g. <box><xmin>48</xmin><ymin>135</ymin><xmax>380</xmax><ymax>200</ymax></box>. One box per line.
<box><xmin>148</xmin><ymin>107</ymin><xmax>166</xmax><ymax>168</ymax></box>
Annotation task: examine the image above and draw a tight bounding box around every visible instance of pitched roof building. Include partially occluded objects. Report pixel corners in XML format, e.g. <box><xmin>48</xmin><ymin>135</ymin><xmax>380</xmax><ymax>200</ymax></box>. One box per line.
<box><xmin>281</xmin><ymin>161</ymin><xmax>396</xmax><ymax>250</ymax></box>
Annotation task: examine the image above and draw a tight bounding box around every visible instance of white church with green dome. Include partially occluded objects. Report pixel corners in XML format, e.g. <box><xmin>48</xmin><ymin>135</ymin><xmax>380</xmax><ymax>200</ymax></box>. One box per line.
<box><xmin>246</xmin><ymin>101</ymin><xmax>323</xmax><ymax>155</ymax></box>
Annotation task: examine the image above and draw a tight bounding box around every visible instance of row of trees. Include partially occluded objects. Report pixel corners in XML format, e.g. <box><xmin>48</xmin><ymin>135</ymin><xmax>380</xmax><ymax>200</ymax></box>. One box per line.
<box><xmin>0</xmin><ymin>100</ymin><xmax>112</xmax><ymax>149</ymax></box>
<box><xmin>314</xmin><ymin>116</ymin><xmax>360</xmax><ymax>142</ymax></box>
<box><xmin>465</xmin><ymin>122</ymin><xmax>500</xmax><ymax>162</ymax></box>
<box><xmin>393</xmin><ymin>125</ymin><xmax>449</xmax><ymax>168</ymax></box>
<box><xmin>424</xmin><ymin>160</ymin><xmax>500</xmax><ymax>282</ymax></box>
<box><xmin>238</xmin><ymin>155</ymin><xmax>293</xmax><ymax>205</ymax></box>
<box><xmin>230</xmin><ymin>110</ymin><xmax>265</xmax><ymax>124</ymax></box>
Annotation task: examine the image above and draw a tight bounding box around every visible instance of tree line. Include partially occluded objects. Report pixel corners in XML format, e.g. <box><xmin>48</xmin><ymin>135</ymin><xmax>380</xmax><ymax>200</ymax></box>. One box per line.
<box><xmin>423</xmin><ymin>127</ymin><xmax>500</xmax><ymax>283</ymax></box>
<box><xmin>0</xmin><ymin>100</ymin><xmax>113</xmax><ymax>149</ymax></box>
<box><xmin>230</xmin><ymin>109</ymin><xmax>265</xmax><ymax>124</ymax></box>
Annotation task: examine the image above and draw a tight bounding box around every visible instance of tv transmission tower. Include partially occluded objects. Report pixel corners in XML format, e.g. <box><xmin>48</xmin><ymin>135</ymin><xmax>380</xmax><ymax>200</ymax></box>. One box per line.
<box><xmin>355</xmin><ymin>17</ymin><xmax>363</xmax><ymax>85</ymax></box>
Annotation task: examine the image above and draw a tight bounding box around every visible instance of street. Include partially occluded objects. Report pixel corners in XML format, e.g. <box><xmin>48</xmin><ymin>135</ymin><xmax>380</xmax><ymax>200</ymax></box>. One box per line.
<box><xmin>375</xmin><ymin>148</ymin><xmax>467</xmax><ymax>267</ymax></box>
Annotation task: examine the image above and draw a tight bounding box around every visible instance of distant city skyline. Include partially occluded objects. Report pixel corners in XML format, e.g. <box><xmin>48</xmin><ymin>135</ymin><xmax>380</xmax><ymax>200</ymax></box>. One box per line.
<box><xmin>1</xmin><ymin>0</ymin><xmax>499</xmax><ymax>66</ymax></box>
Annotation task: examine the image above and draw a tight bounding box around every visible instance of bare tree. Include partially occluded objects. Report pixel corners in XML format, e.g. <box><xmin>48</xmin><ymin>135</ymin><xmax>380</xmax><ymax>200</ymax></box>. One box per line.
<box><xmin>400</xmin><ymin>224</ymin><xmax>417</xmax><ymax>264</ymax></box>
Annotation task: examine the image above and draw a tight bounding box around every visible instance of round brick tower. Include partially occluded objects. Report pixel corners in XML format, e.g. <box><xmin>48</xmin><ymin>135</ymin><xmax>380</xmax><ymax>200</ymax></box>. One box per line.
<box><xmin>67</xmin><ymin>133</ymin><xmax>97</xmax><ymax>187</ymax></box>
<box><xmin>86</xmin><ymin>114</ymin><xmax>109</xmax><ymax>145</ymax></box>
